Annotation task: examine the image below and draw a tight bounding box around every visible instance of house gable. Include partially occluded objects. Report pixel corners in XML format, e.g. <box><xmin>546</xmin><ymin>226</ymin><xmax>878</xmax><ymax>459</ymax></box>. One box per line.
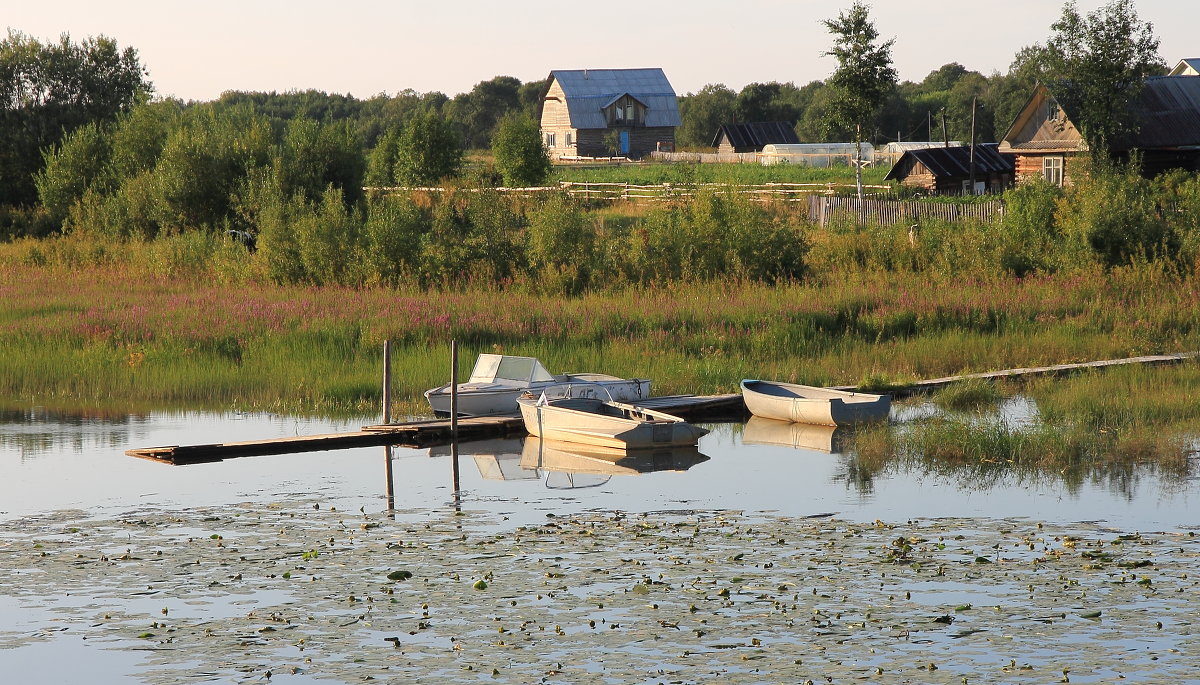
<box><xmin>999</xmin><ymin>84</ymin><xmax>1085</xmax><ymax>155</ymax></box>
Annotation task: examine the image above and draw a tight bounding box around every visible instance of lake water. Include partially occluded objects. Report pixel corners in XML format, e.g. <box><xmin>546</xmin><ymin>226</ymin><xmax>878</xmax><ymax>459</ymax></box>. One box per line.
<box><xmin>3</xmin><ymin>403</ymin><xmax>1197</xmax><ymax>531</ymax></box>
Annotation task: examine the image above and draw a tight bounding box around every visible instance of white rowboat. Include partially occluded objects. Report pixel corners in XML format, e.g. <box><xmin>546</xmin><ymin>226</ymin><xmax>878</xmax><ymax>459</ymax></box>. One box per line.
<box><xmin>740</xmin><ymin>379</ymin><xmax>890</xmax><ymax>426</ymax></box>
<box><xmin>518</xmin><ymin>393</ymin><xmax>708</xmax><ymax>449</ymax></box>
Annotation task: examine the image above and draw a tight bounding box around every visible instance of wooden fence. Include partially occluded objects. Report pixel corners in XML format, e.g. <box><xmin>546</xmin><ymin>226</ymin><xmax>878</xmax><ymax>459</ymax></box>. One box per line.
<box><xmin>808</xmin><ymin>195</ymin><xmax>1006</xmax><ymax>227</ymax></box>
<box><xmin>558</xmin><ymin>181</ymin><xmax>888</xmax><ymax>202</ymax></box>
<box><xmin>365</xmin><ymin>183</ymin><xmax>1007</xmax><ymax>226</ymax></box>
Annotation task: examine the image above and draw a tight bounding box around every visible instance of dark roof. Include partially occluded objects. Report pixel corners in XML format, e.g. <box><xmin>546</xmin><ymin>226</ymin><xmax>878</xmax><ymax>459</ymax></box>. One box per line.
<box><xmin>1125</xmin><ymin>76</ymin><xmax>1200</xmax><ymax>149</ymax></box>
<box><xmin>711</xmin><ymin>121</ymin><xmax>799</xmax><ymax>149</ymax></box>
<box><xmin>884</xmin><ymin>143</ymin><xmax>1014</xmax><ymax>181</ymax></box>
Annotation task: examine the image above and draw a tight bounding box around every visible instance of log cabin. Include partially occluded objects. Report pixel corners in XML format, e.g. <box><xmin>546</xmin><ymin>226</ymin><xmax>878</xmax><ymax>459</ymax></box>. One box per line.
<box><xmin>539</xmin><ymin>68</ymin><xmax>681</xmax><ymax>159</ymax></box>
<box><xmin>999</xmin><ymin>76</ymin><xmax>1200</xmax><ymax>185</ymax></box>
<box><xmin>884</xmin><ymin>143</ymin><xmax>1014</xmax><ymax>194</ymax></box>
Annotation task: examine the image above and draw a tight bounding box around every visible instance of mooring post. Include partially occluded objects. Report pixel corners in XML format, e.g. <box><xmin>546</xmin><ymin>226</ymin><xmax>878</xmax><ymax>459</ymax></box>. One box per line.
<box><xmin>382</xmin><ymin>339</ymin><xmax>392</xmax><ymax>424</ymax></box>
<box><xmin>450</xmin><ymin>340</ymin><xmax>458</xmax><ymax>437</ymax></box>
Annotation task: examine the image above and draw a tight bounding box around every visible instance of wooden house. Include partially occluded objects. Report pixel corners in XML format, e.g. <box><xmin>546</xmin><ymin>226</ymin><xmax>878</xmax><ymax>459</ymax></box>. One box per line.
<box><xmin>711</xmin><ymin>122</ymin><xmax>799</xmax><ymax>154</ymax></box>
<box><xmin>1169</xmin><ymin>58</ymin><xmax>1200</xmax><ymax>77</ymax></box>
<box><xmin>884</xmin><ymin>144</ymin><xmax>1014</xmax><ymax>194</ymax></box>
<box><xmin>999</xmin><ymin>77</ymin><xmax>1200</xmax><ymax>185</ymax></box>
<box><xmin>538</xmin><ymin>68</ymin><xmax>681</xmax><ymax>159</ymax></box>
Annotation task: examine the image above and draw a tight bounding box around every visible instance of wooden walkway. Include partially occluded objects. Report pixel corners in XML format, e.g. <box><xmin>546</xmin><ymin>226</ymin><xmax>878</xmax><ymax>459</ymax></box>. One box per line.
<box><xmin>833</xmin><ymin>352</ymin><xmax>1199</xmax><ymax>398</ymax></box>
<box><xmin>127</xmin><ymin>394</ymin><xmax>744</xmax><ymax>465</ymax></box>
<box><xmin>127</xmin><ymin>352</ymin><xmax>1198</xmax><ymax>465</ymax></box>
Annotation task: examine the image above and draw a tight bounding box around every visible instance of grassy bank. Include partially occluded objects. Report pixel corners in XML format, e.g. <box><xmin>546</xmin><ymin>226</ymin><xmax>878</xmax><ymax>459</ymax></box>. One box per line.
<box><xmin>3</xmin><ymin>261</ymin><xmax>1199</xmax><ymax>417</ymax></box>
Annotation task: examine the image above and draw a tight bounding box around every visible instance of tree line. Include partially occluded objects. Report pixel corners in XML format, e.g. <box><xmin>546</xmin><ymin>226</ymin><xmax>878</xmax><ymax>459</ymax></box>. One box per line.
<box><xmin>0</xmin><ymin>0</ymin><xmax>1173</xmax><ymax>239</ymax></box>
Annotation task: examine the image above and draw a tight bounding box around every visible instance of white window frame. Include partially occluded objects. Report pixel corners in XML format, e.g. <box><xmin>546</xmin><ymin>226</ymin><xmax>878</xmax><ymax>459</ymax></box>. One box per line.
<box><xmin>545</xmin><ymin>132</ymin><xmax>556</xmax><ymax>148</ymax></box>
<box><xmin>565</xmin><ymin>132</ymin><xmax>573</xmax><ymax>147</ymax></box>
<box><xmin>1043</xmin><ymin>155</ymin><xmax>1064</xmax><ymax>186</ymax></box>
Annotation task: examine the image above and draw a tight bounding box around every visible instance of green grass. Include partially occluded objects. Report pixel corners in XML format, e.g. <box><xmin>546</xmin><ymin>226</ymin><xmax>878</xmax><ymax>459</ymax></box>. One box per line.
<box><xmin>2</xmin><ymin>262</ymin><xmax>1200</xmax><ymax>419</ymax></box>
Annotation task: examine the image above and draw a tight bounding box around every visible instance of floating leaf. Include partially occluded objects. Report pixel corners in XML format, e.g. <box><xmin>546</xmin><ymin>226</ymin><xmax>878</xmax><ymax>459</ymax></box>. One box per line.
<box><xmin>473</xmin><ymin>579</ymin><xmax>488</xmax><ymax>590</ymax></box>
<box><xmin>386</xmin><ymin>570</ymin><xmax>413</xmax><ymax>581</ymax></box>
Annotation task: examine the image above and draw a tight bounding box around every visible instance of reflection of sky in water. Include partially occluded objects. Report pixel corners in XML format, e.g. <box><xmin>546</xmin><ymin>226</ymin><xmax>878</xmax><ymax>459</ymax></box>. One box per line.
<box><xmin>0</xmin><ymin>406</ymin><xmax>1197</xmax><ymax>531</ymax></box>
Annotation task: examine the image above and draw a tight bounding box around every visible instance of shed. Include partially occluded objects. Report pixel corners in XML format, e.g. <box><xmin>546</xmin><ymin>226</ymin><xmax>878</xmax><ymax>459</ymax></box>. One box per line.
<box><xmin>539</xmin><ymin>68</ymin><xmax>681</xmax><ymax>159</ymax></box>
<box><xmin>884</xmin><ymin>143</ymin><xmax>1014</xmax><ymax>194</ymax></box>
<box><xmin>759</xmin><ymin>143</ymin><xmax>873</xmax><ymax>168</ymax></box>
<box><xmin>712</xmin><ymin>122</ymin><xmax>800</xmax><ymax>154</ymax></box>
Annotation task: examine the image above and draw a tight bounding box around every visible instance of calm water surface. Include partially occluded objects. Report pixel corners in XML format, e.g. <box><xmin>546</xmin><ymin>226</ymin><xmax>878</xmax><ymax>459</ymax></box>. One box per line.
<box><xmin>2</xmin><ymin>403</ymin><xmax>1196</xmax><ymax>530</ymax></box>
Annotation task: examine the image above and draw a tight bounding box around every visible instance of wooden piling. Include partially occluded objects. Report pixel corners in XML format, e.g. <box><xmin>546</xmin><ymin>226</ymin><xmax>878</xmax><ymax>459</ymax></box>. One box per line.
<box><xmin>382</xmin><ymin>340</ymin><xmax>392</xmax><ymax>424</ymax></box>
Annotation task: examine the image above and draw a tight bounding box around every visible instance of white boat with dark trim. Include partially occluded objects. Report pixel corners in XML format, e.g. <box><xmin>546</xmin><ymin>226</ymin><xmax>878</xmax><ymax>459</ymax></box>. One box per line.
<box><xmin>740</xmin><ymin>379</ymin><xmax>890</xmax><ymax>426</ymax></box>
<box><xmin>517</xmin><ymin>389</ymin><xmax>708</xmax><ymax>450</ymax></box>
<box><xmin>424</xmin><ymin>354</ymin><xmax>650</xmax><ymax>417</ymax></box>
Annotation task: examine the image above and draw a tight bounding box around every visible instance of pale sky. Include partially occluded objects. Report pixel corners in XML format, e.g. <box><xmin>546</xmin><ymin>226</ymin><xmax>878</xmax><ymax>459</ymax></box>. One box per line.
<box><xmin>5</xmin><ymin>1</ymin><xmax>1197</xmax><ymax>101</ymax></box>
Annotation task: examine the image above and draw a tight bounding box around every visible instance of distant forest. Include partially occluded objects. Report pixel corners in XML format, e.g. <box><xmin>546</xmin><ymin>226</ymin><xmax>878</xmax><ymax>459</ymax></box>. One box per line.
<box><xmin>206</xmin><ymin>58</ymin><xmax>1061</xmax><ymax>154</ymax></box>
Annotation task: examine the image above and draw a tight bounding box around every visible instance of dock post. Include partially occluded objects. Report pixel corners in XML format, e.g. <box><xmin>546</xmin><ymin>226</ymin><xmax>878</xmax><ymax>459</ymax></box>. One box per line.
<box><xmin>450</xmin><ymin>340</ymin><xmax>458</xmax><ymax>437</ymax></box>
<box><xmin>382</xmin><ymin>340</ymin><xmax>392</xmax><ymax>424</ymax></box>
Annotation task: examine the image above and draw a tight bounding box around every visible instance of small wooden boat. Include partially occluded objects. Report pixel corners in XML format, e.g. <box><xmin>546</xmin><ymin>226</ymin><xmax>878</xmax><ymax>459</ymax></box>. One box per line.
<box><xmin>425</xmin><ymin>354</ymin><xmax>650</xmax><ymax>417</ymax></box>
<box><xmin>740</xmin><ymin>379</ymin><xmax>890</xmax><ymax>426</ymax></box>
<box><xmin>517</xmin><ymin>393</ymin><xmax>709</xmax><ymax>449</ymax></box>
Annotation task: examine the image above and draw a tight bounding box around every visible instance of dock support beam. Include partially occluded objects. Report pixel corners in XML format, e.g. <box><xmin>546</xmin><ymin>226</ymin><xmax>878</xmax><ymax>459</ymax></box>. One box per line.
<box><xmin>382</xmin><ymin>340</ymin><xmax>392</xmax><ymax>425</ymax></box>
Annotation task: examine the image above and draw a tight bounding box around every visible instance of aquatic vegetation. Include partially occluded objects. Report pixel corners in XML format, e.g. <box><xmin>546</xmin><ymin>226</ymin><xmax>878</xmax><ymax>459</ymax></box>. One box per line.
<box><xmin>931</xmin><ymin>378</ymin><xmax>1003</xmax><ymax>411</ymax></box>
<box><xmin>1</xmin><ymin>502</ymin><xmax>1195</xmax><ymax>683</ymax></box>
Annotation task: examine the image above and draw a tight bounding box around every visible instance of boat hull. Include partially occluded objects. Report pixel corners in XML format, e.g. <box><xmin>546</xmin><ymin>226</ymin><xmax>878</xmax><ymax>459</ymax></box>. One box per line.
<box><xmin>740</xmin><ymin>379</ymin><xmax>890</xmax><ymax>426</ymax></box>
<box><xmin>518</xmin><ymin>397</ymin><xmax>708</xmax><ymax>449</ymax></box>
<box><xmin>426</xmin><ymin>376</ymin><xmax>650</xmax><ymax>417</ymax></box>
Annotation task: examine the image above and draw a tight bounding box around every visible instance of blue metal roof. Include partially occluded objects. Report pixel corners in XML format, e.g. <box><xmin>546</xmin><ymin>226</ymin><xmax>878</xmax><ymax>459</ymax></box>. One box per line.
<box><xmin>549</xmin><ymin>68</ymin><xmax>682</xmax><ymax>129</ymax></box>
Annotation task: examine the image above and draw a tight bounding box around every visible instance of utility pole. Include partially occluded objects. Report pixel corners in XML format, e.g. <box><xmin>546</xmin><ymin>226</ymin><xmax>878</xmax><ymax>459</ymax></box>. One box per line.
<box><xmin>941</xmin><ymin>109</ymin><xmax>949</xmax><ymax>148</ymax></box>
<box><xmin>969</xmin><ymin>96</ymin><xmax>977</xmax><ymax>194</ymax></box>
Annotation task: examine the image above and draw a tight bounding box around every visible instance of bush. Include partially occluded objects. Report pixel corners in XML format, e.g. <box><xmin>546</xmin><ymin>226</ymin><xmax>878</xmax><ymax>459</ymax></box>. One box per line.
<box><xmin>1055</xmin><ymin>157</ymin><xmax>1171</xmax><ymax>267</ymax></box>
<box><xmin>491</xmin><ymin>114</ymin><xmax>551</xmax><ymax>187</ymax></box>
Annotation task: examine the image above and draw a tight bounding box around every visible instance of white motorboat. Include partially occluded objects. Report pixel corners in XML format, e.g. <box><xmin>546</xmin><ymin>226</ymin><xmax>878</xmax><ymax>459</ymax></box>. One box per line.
<box><xmin>740</xmin><ymin>379</ymin><xmax>890</xmax><ymax>426</ymax></box>
<box><xmin>424</xmin><ymin>354</ymin><xmax>650</xmax><ymax>417</ymax></box>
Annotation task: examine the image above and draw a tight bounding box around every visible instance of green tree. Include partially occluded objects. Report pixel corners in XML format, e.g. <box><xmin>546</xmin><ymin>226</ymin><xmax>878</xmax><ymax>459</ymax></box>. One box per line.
<box><xmin>676</xmin><ymin>84</ymin><xmax>736</xmax><ymax>148</ymax></box>
<box><xmin>735</xmin><ymin>82</ymin><xmax>803</xmax><ymax>124</ymax></box>
<box><xmin>1040</xmin><ymin>0</ymin><xmax>1166</xmax><ymax>155</ymax></box>
<box><xmin>822</xmin><ymin>1</ymin><xmax>897</xmax><ymax>199</ymax></box>
<box><xmin>35</xmin><ymin>122</ymin><xmax>113</xmax><ymax>222</ymax></box>
<box><xmin>0</xmin><ymin>30</ymin><xmax>151</xmax><ymax>206</ymax></box>
<box><xmin>394</xmin><ymin>111</ymin><xmax>462</xmax><ymax>186</ymax></box>
<box><xmin>491</xmin><ymin>114</ymin><xmax>551</xmax><ymax>187</ymax></box>
<box><xmin>153</xmin><ymin>105</ymin><xmax>274</xmax><ymax>229</ymax></box>
<box><xmin>444</xmin><ymin>75</ymin><xmax>522</xmax><ymax>149</ymax></box>
<box><xmin>365</xmin><ymin>126</ymin><xmax>402</xmax><ymax>187</ymax></box>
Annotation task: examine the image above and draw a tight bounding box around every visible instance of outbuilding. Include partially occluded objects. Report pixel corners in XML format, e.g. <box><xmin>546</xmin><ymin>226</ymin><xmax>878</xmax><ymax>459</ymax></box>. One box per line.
<box><xmin>711</xmin><ymin>122</ymin><xmax>800</xmax><ymax>154</ymax></box>
<box><xmin>883</xmin><ymin>143</ymin><xmax>1014</xmax><ymax>194</ymax></box>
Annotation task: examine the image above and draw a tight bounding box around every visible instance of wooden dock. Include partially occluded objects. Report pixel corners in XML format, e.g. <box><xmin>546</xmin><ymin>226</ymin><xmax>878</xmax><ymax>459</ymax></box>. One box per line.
<box><xmin>126</xmin><ymin>394</ymin><xmax>745</xmax><ymax>465</ymax></box>
<box><xmin>127</xmin><ymin>351</ymin><xmax>1198</xmax><ymax>465</ymax></box>
<box><xmin>833</xmin><ymin>352</ymin><xmax>1200</xmax><ymax>398</ymax></box>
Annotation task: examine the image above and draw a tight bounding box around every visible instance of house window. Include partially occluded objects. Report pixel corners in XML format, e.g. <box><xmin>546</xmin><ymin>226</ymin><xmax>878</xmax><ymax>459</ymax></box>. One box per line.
<box><xmin>1043</xmin><ymin>156</ymin><xmax>1064</xmax><ymax>186</ymax></box>
<box><xmin>565</xmin><ymin>132</ymin><xmax>573</xmax><ymax>147</ymax></box>
<box><xmin>545</xmin><ymin>132</ymin><xmax>556</xmax><ymax>148</ymax></box>
<box><xmin>1047</xmin><ymin>99</ymin><xmax>1060</xmax><ymax>122</ymax></box>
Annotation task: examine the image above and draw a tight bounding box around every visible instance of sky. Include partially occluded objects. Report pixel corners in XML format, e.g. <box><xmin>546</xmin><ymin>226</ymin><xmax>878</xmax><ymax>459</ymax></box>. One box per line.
<box><xmin>5</xmin><ymin>1</ymin><xmax>1197</xmax><ymax>101</ymax></box>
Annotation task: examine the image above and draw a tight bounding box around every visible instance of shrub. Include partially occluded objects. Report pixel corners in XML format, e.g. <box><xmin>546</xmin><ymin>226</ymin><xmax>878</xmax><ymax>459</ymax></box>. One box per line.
<box><xmin>1055</xmin><ymin>157</ymin><xmax>1171</xmax><ymax>267</ymax></box>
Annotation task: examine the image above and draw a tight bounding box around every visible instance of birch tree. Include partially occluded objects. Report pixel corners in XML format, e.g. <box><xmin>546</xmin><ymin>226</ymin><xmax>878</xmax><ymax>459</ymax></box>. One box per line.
<box><xmin>822</xmin><ymin>2</ymin><xmax>896</xmax><ymax>200</ymax></box>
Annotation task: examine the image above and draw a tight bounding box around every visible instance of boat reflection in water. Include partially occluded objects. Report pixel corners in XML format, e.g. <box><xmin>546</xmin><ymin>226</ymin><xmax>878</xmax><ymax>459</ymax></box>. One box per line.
<box><xmin>431</xmin><ymin>437</ymin><xmax>709</xmax><ymax>489</ymax></box>
<box><xmin>430</xmin><ymin>439</ymin><xmax>539</xmax><ymax>481</ymax></box>
<box><xmin>741</xmin><ymin>416</ymin><xmax>851</xmax><ymax>454</ymax></box>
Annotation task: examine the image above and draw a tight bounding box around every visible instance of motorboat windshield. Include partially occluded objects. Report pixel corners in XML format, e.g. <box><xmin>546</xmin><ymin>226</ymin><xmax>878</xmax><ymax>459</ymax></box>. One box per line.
<box><xmin>468</xmin><ymin>354</ymin><xmax>556</xmax><ymax>385</ymax></box>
